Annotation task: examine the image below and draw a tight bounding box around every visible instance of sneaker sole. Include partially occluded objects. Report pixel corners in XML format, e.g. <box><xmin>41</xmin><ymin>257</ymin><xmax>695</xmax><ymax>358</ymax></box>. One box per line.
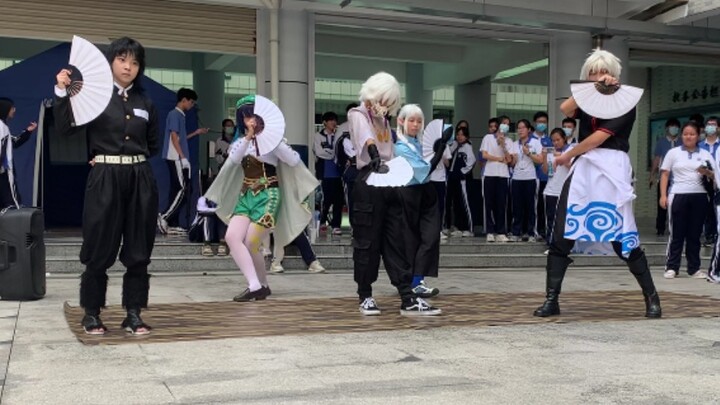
<box><xmin>400</xmin><ymin>309</ymin><xmax>442</xmax><ymax>316</ymax></box>
<box><xmin>413</xmin><ymin>290</ymin><xmax>439</xmax><ymax>299</ymax></box>
<box><xmin>359</xmin><ymin>309</ymin><xmax>381</xmax><ymax>316</ymax></box>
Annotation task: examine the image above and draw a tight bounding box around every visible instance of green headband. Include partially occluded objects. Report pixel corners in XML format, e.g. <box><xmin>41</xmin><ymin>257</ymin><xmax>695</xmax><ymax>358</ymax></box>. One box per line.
<box><xmin>236</xmin><ymin>95</ymin><xmax>256</xmax><ymax>109</ymax></box>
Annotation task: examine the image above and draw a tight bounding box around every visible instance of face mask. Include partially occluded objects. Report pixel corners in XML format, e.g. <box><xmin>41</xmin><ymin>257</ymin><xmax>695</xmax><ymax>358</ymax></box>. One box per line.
<box><xmin>706</xmin><ymin>125</ymin><xmax>718</xmax><ymax>136</ymax></box>
<box><xmin>224</xmin><ymin>127</ymin><xmax>234</xmax><ymax>136</ymax></box>
<box><xmin>536</xmin><ymin>123</ymin><xmax>547</xmax><ymax>133</ymax></box>
<box><xmin>563</xmin><ymin>127</ymin><xmax>573</xmax><ymax>137</ymax></box>
<box><xmin>668</xmin><ymin>126</ymin><xmax>679</xmax><ymax>136</ymax></box>
<box><xmin>499</xmin><ymin>123</ymin><xmax>510</xmax><ymax>134</ymax></box>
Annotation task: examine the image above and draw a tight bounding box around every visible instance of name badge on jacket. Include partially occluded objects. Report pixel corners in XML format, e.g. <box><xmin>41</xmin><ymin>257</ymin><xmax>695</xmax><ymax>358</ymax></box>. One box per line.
<box><xmin>133</xmin><ymin>109</ymin><xmax>149</xmax><ymax>121</ymax></box>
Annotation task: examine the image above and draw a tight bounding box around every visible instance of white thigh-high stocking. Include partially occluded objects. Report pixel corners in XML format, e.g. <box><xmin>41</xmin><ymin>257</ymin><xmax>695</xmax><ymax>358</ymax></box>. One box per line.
<box><xmin>245</xmin><ymin>223</ymin><xmax>272</xmax><ymax>287</ymax></box>
<box><xmin>225</xmin><ymin>216</ymin><xmax>262</xmax><ymax>291</ymax></box>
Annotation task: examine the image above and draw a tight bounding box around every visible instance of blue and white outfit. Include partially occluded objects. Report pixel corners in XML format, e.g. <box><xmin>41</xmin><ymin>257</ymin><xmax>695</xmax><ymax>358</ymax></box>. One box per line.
<box><xmin>395</xmin><ymin>133</ymin><xmax>441</xmax><ymax>282</ymax></box>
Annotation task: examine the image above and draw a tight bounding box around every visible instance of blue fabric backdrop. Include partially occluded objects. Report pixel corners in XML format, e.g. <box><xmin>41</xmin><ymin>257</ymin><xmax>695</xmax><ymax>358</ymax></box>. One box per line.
<box><xmin>0</xmin><ymin>42</ymin><xmax>198</xmax><ymax>227</ymax></box>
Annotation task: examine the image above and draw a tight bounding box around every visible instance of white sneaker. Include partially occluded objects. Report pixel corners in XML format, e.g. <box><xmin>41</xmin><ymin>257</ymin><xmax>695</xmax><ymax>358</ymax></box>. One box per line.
<box><xmin>508</xmin><ymin>235</ymin><xmax>520</xmax><ymax>243</ymax></box>
<box><xmin>440</xmin><ymin>232</ymin><xmax>448</xmax><ymax>240</ymax></box>
<box><xmin>664</xmin><ymin>269</ymin><xmax>677</xmax><ymax>279</ymax></box>
<box><xmin>359</xmin><ymin>297</ymin><xmax>381</xmax><ymax>316</ymax></box>
<box><xmin>332</xmin><ymin>228</ymin><xmax>342</xmax><ymax>236</ymax></box>
<box><xmin>308</xmin><ymin>260</ymin><xmax>326</xmax><ymax>273</ymax></box>
<box><xmin>690</xmin><ymin>270</ymin><xmax>708</xmax><ymax>279</ymax></box>
<box><xmin>269</xmin><ymin>260</ymin><xmax>284</xmax><ymax>273</ymax></box>
<box><xmin>528</xmin><ymin>236</ymin><xmax>537</xmax><ymax>243</ymax></box>
<box><xmin>450</xmin><ymin>230</ymin><xmax>463</xmax><ymax>237</ymax></box>
<box><xmin>707</xmin><ymin>272</ymin><xmax>720</xmax><ymax>284</ymax></box>
<box><xmin>461</xmin><ymin>231</ymin><xmax>473</xmax><ymax>238</ymax></box>
<box><xmin>167</xmin><ymin>226</ymin><xmax>187</xmax><ymax>235</ymax></box>
<box><xmin>486</xmin><ymin>233</ymin><xmax>495</xmax><ymax>243</ymax></box>
<box><xmin>441</xmin><ymin>229</ymin><xmax>449</xmax><ymax>236</ymax></box>
<box><xmin>496</xmin><ymin>234</ymin><xmax>509</xmax><ymax>243</ymax></box>
<box><xmin>543</xmin><ymin>249</ymin><xmax>549</xmax><ymax>255</ymax></box>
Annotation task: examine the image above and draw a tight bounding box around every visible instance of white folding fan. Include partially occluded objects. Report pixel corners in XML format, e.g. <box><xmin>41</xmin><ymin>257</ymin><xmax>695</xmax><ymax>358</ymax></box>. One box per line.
<box><xmin>67</xmin><ymin>35</ymin><xmax>113</xmax><ymax>126</ymax></box>
<box><xmin>422</xmin><ymin>119</ymin><xmax>444</xmax><ymax>161</ymax></box>
<box><xmin>252</xmin><ymin>95</ymin><xmax>285</xmax><ymax>156</ymax></box>
<box><xmin>570</xmin><ymin>81</ymin><xmax>644</xmax><ymax>120</ymax></box>
<box><xmin>366</xmin><ymin>156</ymin><xmax>413</xmax><ymax>187</ymax></box>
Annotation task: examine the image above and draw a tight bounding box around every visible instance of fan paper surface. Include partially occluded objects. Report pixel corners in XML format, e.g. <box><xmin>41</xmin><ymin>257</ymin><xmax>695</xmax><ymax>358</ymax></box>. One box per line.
<box><xmin>68</xmin><ymin>35</ymin><xmax>113</xmax><ymax>126</ymax></box>
<box><xmin>253</xmin><ymin>95</ymin><xmax>285</xmax><ymax>156</ymax></box>
<box><xmin>422</xmin><ymin>119</ymin><xmax>443</xmax><ymax>160</ymax></box>
<box><xmin>570</xmin><ymin>82</ymin><xmax>644</xmax><ymax>120</ymax></box>
<box><xmin>366</xmin><ymin>157</ymin><xmax>414</xmax><ymax>187</ymax></box>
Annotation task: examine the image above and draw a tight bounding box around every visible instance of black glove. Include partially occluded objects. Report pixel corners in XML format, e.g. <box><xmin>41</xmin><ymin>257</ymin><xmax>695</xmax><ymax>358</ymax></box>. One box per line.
<box><xmin>441</xmin><ymin>125</ymin><xmax>454</xmax><ymax>143</ymax></box>
<box><xmin>367</xmin><ymin>143</ymin><xmax>388</xmax><ymax>173</ymax></box>
<box><xmin>432</xmin><ymin>138</ymin><xmax>445</xmax><ymax>153</ymax></box>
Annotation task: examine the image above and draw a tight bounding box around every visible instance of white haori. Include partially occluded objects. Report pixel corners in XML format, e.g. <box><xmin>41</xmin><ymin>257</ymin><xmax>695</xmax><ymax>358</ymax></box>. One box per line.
<box><xmin>564</xmin><ymin>148</ymin><xmax>639</xmax><ymax>258</ymax></box>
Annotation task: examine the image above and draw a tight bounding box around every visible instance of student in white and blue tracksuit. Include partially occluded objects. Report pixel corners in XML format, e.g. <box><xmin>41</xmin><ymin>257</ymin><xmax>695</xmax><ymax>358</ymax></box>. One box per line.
<box><xmin>660</xmin><ymin>121</ymin><xmax>715</xmax><ymax>280</ymax></box>
<box><xmin>510</xmin><ymin>119</ymin><xmax>543</xmax><ymax>242</ymax></box>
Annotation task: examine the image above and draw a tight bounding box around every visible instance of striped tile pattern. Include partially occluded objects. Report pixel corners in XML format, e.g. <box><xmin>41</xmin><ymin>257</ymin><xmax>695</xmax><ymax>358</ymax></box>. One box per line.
<box><xmin>64</xmin><ymin>291</ymin><xmax>720</xmax><ymax>346</ymax></box>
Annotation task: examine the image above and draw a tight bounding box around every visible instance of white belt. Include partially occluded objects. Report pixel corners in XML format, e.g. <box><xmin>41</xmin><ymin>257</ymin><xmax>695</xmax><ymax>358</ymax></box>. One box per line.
<box><xmin>94</xmin><ymin>155</ymin><xmax>147</xmax><ymax>165</ymax></box>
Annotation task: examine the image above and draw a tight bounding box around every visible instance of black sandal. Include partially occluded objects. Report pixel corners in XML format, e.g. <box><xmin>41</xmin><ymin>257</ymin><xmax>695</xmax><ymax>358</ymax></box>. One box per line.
<box><xmin>121</xmin><ymin>309</ymin><xmax>152</xmax><ymax>335</ymax></box>
<box><xmin>81</xmin><ymin>314</ymin><xmax>108</xmax><ymax>335</ymax></box>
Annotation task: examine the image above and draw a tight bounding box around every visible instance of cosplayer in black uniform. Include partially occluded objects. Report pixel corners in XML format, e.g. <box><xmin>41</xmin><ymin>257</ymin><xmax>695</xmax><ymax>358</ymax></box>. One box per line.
<box><xmin>349</xmin><ymin>72</ymin><xmax>441</xmax><ymax>316</ymax></box>
<box><xmin>54</xmin><ymin>37</ymin><xmax>159</xmax><ymax>335</ymax></box>
<box><xmin>533</xmin><ymin>49</ymin><xmax>661</xmax><ymax>319</ymax></box>
<box><xmin>0</xmin><ymin>98</ymin><xmax>37</xmax><ymax>209</ymax></box>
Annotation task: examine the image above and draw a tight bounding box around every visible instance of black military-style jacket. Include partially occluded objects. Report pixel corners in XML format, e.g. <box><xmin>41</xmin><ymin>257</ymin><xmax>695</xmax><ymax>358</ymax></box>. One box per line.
<box><xmin>54</xmin><ymin>85</ymin><xmax>159</xmax><ymax>157</ymax></box>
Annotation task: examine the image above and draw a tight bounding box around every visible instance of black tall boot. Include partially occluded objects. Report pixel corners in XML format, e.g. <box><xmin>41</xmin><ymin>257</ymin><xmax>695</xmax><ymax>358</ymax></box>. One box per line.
<box><xmin>533</xmin><ymin>254</ymin><xmax>573</xmax><ymax>317</ymax></box>
<box><xmin>627</xmin><ymin>252</ymin><xmax>662</xmax><ymax>318</ymax></box>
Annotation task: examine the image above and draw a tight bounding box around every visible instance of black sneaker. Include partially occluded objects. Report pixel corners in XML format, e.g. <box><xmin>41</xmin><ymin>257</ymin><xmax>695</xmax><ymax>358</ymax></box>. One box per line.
<box><xmin>400</xmin><ymin>297</ymin><xmax>442</xmax><ymax>316</ymax></box>
<box><xmin>233</xmin><ymin>286</ymin><xmax>270</xmax><ymax>302</ymax></box>
<box><xmin>359</xmin><ymin>297</ymin><xmax>381</xmax><ymax>316</ymax></box>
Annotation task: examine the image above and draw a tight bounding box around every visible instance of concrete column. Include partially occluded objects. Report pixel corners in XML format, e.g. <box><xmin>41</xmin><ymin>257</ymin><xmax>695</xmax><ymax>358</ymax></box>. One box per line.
<box><xmin>278</xmin><ymin>9</ymin><xmax>312</xmax><ymax>150</ymax></box>
<box><xmin>454</xmin><ymin>76</ymin><xmax>491</xmax><ymax>141</ymax></box>
<box><xmin>192</xmin><ymin>53</ymin><xmax>226</xmax><ymax>174</ymax></box>
<box><xmin>547</xmin><ymin>32</ymin><xmax>591</xmax><ymax>127</ymax></box>
<box><xmin>405</xmin><ymin>63</ymin><xmax>433</xmax><ymax>119</ymax></box>
<box><xmin>255</xmin><ymin>8</ymin><xmax>270</xmax><ymax>97</ymax></box>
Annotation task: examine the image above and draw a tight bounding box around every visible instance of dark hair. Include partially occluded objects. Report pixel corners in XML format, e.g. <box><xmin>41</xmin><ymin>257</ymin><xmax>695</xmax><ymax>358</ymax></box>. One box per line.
<box><xmin>0</xmin><ymin>97</ymin><xmax>14</xmax><ymax>122</ymax></box>
<box><xmin>176</xmin><ymin>88</ymin><xmax>198</xmax><ymax>103</ymax></box>
<box><xmin>689</xmin><ymin>113</ymin><xmax>705</xmax><ymax>125</ymax></box>
<box><xmin>550</xmin><ymin>127</ymin><xmax>566</xmax><ymax>142</ymax></box>
<box><xmin>665</xmin><ymin>118</ymin><xmax>680</xmax><ymax>128</ymax></box>
<box><xmin>106</xmin><ymin>37</ymin><xmax>146</xmax><ymax>87</ymax></box>
<box><xmin>236</xmin><ymin>104</ymin><xmax>265</xmax><ymax>135</ymax></box>
<box><xmin>222</xmin><ymin>118</ymin><xmax>234</xmax><ymax>127</ymax></box>
<box><xmin>498</xmin><ymin>115</ymin><xmax>511</xmax><ymax>124</ymax></box>
<box><xmin>456</xmin><ymin>127</ymin><xmax>469</xmax><ymax>139</ymax></box>
<box><xmin>322</xmin><ymin>111</ymin><xmax>338</xmax><ymax>122</ymax></box>
<box><xmin>682</xmin><ymin>121</ymin><xmax>701</xmax><ymax>135</ymax></box>
<box><xmin>456</xmin><ymin>120</ymin><xmax>469</xmax><ymax>130</ymax></box>
<box><xmin>345</xmin><ymin>103</ymin><xmax>359</xmax><ymax>113</ymax></box>
<box><xmin>516</xmin><ymin>119</ymin><xmax>532</xmax><ymax>132</ymax></box>
<box><xmin>707</xmin><ymin>116</ymin><xmax>719</xmax><ymax>124</ymax></box>
<box><xmin>533</xmin><ymin>111</ymin><xmax>548</xmax><ymax>121</ymax></box>
<box><xmin>561</xmin><ymin>117</ymin><xmax>576</xmax><ymax>127</ymax></box>
<box><xmin>488</xmin><ymin>117</ymin><xmax>499</xmax><ymax>126</ymax></box>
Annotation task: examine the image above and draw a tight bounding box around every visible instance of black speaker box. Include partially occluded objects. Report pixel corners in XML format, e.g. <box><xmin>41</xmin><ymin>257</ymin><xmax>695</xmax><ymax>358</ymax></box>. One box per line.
<box><xmin>0</xmin><ymin>208</ymin><xmax>46</xmax><ymax>300</ymax></box>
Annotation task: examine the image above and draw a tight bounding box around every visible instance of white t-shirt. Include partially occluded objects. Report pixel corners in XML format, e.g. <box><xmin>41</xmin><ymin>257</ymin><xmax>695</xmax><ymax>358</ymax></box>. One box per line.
<box><xmin>480</xmin><ymin>133</ymin><xmax>515</xmax><ymax>178</ymax></box>
<box><xmin>544</xmin><ymin>145</ymin><xmax>574</xmax><ymax>197</ymax></box>
<box><xmin>430</xmin><ymin>145</ymin><xmax>452</xmax><ymax>182</ymax></box>
<box><xmin>661</xmin><ymin>146</ymin><xmax>715</xmax><ymax>195</ymax></box>
<box><xmin>512</xmin><ymin>137</ymin><xmax>542</xmax><ymax>181</ymax></box>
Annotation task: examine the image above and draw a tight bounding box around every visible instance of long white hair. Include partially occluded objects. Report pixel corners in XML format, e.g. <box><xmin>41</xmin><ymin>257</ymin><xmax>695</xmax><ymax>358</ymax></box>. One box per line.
<box><xmin>358</xmin><ymin>72</ymin><xmax>402</xmax><ymax>116</ymax></box>
<box><xmin>396</xmin><ymin>104</ymin><xmax>424</xmax><ymax>138</ymax></box>
<box><xmin>580</xmin><ymin>49</ymin><xmax>622</xmax><ymax>80</ymax></box>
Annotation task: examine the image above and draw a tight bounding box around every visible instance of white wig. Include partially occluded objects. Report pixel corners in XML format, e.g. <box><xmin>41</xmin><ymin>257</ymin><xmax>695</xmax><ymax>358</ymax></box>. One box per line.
<box><xmin>358</xmin><ymin>72</ymin><xmax>402</xmax><ymax>116</ymax></box>
<box><xmin>580</xmin><ymin>49</ymin><xmax>622</xmax><ymax>80</ymax></box>
<box><xmin>396</xmin><ymin>104</ymin><xmax>425</xmax><ymax>137</ymax></box>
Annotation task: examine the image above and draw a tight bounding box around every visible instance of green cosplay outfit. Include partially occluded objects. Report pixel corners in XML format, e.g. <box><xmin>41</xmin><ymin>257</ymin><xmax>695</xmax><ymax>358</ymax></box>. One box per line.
<box><xmin>205</xmin><ymin>95</ymin><xmax>318</xmax><ymax>250</ymax></box>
